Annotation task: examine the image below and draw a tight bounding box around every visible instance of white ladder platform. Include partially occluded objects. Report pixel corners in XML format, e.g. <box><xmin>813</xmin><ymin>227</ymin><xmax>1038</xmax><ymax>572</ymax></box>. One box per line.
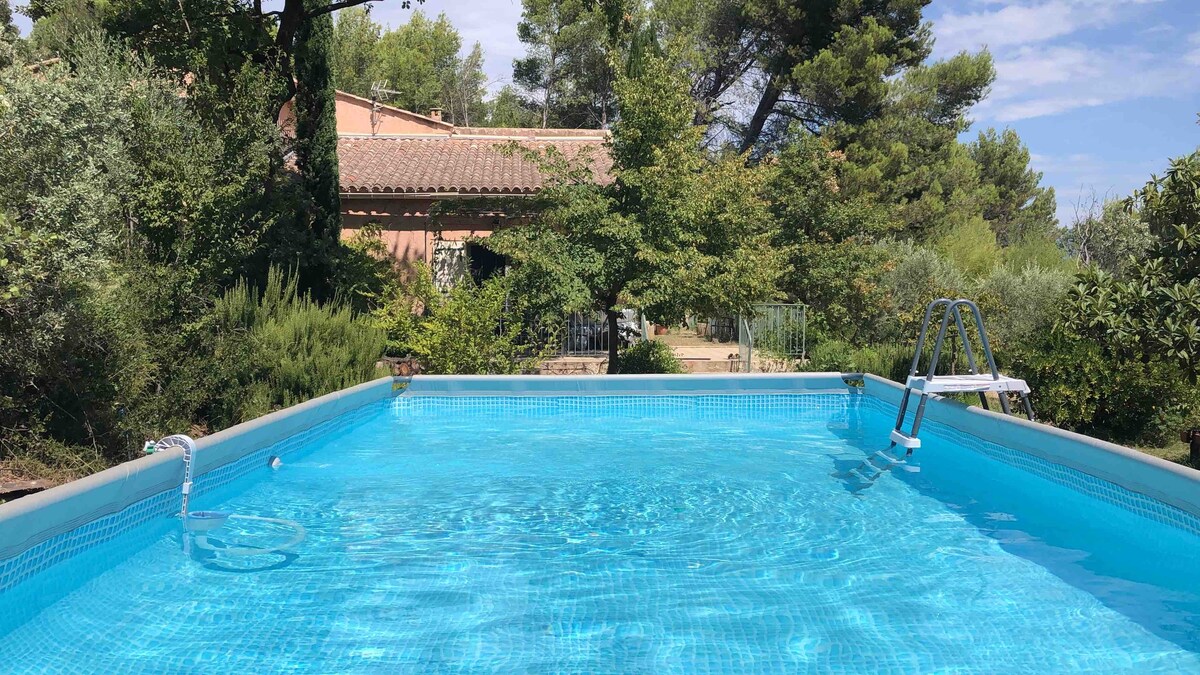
<box><xmin>906</xmin><ymin>374</ymin><xmax>1029</xmax><ymax>394</ymax></box>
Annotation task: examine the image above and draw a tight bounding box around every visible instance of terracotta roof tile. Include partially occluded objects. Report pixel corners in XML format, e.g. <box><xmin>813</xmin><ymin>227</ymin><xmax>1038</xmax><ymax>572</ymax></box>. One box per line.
<box><xmin>338</xmin><ymin>136</ymin><xmax>612</xmax><ymax>195</ymax></box>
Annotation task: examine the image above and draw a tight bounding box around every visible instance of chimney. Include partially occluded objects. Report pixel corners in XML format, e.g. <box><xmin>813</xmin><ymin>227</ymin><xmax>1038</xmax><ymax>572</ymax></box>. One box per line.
<box><xmin>428</xmin><ymin>108</ymin><xmax>443</xmax><ymax>122</ymax></box>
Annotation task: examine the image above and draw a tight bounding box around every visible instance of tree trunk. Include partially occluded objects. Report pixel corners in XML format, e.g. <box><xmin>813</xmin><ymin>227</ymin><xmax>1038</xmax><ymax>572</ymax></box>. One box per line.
<box><xmin>542</xmin><ymin>46</ymin><xmax>556</xmax><ymax>129</ymax></box>
<box><xmin>738</xmin><ymin>67</ymin><xmax>783</xmax><ymax>154</ymax></box>
<box><xmin>606</xmin><ymin>306</ymin><xmax>620</xmax><ymax>374</ymax></box>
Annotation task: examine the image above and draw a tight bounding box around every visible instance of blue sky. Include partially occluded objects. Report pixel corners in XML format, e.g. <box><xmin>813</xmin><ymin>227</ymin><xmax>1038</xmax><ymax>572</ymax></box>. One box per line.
<box><xmin>14</xmin><ymin>0</ymin><xmax>1199</xmax><ymax>224</ymax></box>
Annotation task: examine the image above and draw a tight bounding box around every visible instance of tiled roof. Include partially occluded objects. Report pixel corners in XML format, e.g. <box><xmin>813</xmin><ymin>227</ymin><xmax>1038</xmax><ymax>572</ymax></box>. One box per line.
<box><xmin>338</xmin><ymin>134</ymin><xmax>612</xmax><ymax>195</ymax></box>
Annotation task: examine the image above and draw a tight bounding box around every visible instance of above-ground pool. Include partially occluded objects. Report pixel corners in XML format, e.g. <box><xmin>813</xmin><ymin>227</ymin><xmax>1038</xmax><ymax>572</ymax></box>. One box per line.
<box><xmin>1</xmin><ymin>375</ymin><xmax>1199</xmax><ymax>673</ymax></box>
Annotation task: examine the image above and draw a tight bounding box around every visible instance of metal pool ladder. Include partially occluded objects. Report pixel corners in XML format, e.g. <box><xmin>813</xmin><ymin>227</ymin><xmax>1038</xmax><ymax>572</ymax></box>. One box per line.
<box><xmin>847</xmin><ymin>298</ymin><xmax>1034</xmax><ymax>486</ymax></box>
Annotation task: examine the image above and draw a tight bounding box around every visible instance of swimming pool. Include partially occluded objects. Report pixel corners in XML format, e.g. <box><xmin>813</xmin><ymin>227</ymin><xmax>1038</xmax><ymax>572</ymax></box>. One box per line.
<box><xmin>1</xmin><ymin>375</ymin><xmax>1199</xmax><ymax>672</ymax></box>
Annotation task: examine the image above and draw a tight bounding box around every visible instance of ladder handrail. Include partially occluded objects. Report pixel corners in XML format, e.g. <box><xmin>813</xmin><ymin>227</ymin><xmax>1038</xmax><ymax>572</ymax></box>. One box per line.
<box><xmin>911</xmin><ymin>298</ymin><xmax>1002</xmax><ymax>381</ymax></box>
<box><xmin>908</xmin><ymin>298</ymin><xmax>954</xmax><ymax>378</ymax></box>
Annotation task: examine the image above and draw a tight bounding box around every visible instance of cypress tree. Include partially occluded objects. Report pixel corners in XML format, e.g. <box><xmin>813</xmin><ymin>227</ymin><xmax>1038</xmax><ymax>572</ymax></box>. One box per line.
<box><xmin>293</xmin><ymin>0</ymin><xmax>342</xmax><ymax>296</ymax></box>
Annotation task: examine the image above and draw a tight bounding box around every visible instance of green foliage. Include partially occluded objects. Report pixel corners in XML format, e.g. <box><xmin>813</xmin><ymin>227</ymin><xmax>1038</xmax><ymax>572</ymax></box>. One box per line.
<box><xmin>514</xmin><ymin>0</ymin><xmax>616</xmax><ymax>128</ymax></box>
<box><xmin>799</xmin><ymin>338</ymin><xmax>911</xmax><ymax>383</ymax></box>
<box><xmin>1059</xmin><ymin>199</ymin><xmax>1153</xmax><ymax>275</ymax></box>
<box><xmin>617</xmin><ymin>339</ymin><xmax>684</xmax><ymax>374</ymax></box>
<box><xmin>204</xmin><ymin>268</ymin><xmax>387</xmax><ymax>424</ymax></box>
<box><xmin>0</xmin><ymin>35</ymin><xmax>393</xmax><ymax>480</ymax></box>
<box><xmin>970</xmin><ymin>128</ymin><xmax>1058</xmax><ymax>245</ymax></box>
<box><xmin>1059</xmin><ymin>151</ymin><xmax>1200</xmax><ymax>382</ymax></box>
<box><xmin>487</xmin><ymin>55</ymin><xmax>786</xmax><ymax>372</ymax></box>
<box><xmin>293</xmin><ymin>0</ymin><xmax>343</xmax><ymax>294</ymax></box>
<box><xmin>370</xmin><ymin>260</ymin><xmax>440</xmax><ymax>357</ymax></box>
<box><xmin>0</xmin><ymin>0</ymin><xmax>18</xmax><ymax>67</ymax></box>
<box><xmin>332</xmin><ymin>9</ymin><xmax>487</xmax><ymax>125</ymax></box>
<box><xmin>975</xmin><ymin>263</ymin><xmax>1072</xmax><ymax>352</ymax></box>
<box><xmin>405</xmin><ymin>274</ymin><xmax>552</xmax><ymax>375</ymax></box>
<box><xmin>331</xmin><ymin>7</ymin><xmax>381</xmax><ymax>98</ymax></box>
<box><xmin>833</xmin><ymin>50</ymin><xmax>996</xmax><ymax>241</ymax></box>
<box><xmin>1013</xmin><ymin>332</ymin><xmax>1198</xmax><ymax>447</ymax></box>
<box><xmin>713</xmin><ymin>0</ymin><xmax>931</xmax><ymax>153</ymax></box>
<box><xmin>932</xmin><ymin>215</ymin><xmax>1002</xmax><ymax>277</ymax></box>
<box><xmin>487</xmin><ymin>85</ymin><xmax>541</xmax><ymax>127</ymax></box>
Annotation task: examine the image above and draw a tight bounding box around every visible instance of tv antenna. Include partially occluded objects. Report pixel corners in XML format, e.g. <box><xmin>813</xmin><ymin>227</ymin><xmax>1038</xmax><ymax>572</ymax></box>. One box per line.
<box><xmin>369</xmin><ymin>81</ymin><xmax>403</xmax><ymax>135</ymax></box>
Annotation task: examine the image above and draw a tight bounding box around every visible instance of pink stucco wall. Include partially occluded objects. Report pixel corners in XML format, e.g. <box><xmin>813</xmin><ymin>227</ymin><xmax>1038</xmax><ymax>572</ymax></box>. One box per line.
<box><xmin>341</xmin><ymin>197</ymin><xmax>499</xmax><ymax>265</ymax></box>
<box><xmin>280</xmin><ymin>91</ymin><xmax>452</xmax><ymax>138</ymax></box>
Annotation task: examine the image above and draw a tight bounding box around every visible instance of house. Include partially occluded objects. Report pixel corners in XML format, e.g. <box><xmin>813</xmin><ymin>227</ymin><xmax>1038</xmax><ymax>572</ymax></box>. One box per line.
<box><xmin>313</xmin><ymin>91</ymin><xmax>611</xmax><ymax>284</ymax></box>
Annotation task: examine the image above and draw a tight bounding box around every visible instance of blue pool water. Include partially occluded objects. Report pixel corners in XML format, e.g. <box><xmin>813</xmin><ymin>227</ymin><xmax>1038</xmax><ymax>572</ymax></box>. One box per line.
<box><xmin>1</xmin><ymin>394</ymin><xmax>1199</xmax><ymax>673</ymax></box>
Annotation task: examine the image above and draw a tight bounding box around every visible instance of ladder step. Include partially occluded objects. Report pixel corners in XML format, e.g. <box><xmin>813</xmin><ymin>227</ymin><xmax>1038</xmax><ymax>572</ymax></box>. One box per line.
<box><xmin>871</xmin><ymin>450</ymin><xmax>902</xmax><ymax>467</ymax></box>
<box><xmin>858</xmin><ymin>460</ymin><xmax>884</xmax><ymax>476</ymax></box>
<box><xmin>889</xmin><ymin>430</ymin><xmax>921</xmax><ymax>449</ymax></box>
<box><xmin>846</xmin><ymin>467</ymin><xmax>873</xmax><ymax>484</ymax></box>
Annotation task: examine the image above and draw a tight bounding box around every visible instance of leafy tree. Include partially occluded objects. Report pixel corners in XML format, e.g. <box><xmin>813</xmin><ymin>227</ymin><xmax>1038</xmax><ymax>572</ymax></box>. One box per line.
<box><xmin>832</xmin><ymin>51</ymin><xmax>995</xmax><ymax>241</ymax></box>
<box><xmin>443</xmin><ymin>42</ymin><xmax>488</xmax><ymax>126</ymax></box>
<box><xmin>104</xmin><ymin>0</ymin><xmax>425</xmax><ymax>113</ymax></box>
<box><xmin>0</xmin><ymin>0</ymin><xmax>18</xmax><ymax>67</ymax></box>
<box><xmin>487</xmin><ymin>55</ymin><xmax>786</xmax><ymax>372</ymax></box>
<box><xmin>1060</xmin><ymin>150</ymin><xmax>1200</xmax><ymax>383</ymax></box>
<box><xmin>969</xmin><ymin>128</ymin><xmax>1057</xmax><ymax>246</ymax></box>
<box><xmin>737</xmin><ymin>0</ymin><xmax>929</xmax><ymax>153</ymax></box>
<box><xmin>331</xmin><ymin>6</ymin><xmax>381</xmax><ymax>98</ymax></box>
<box><xmin>332</xmin><ymin>10</ymin><xmax>487</xmax><ymax>125</ymax></box>
<box><xmin>487</xmin><ymin>84</ymin><xmax>540</xmax><ymax>127</ymax></box>
<box><xmin>367</xmin><ymin>10</ymin><xmax>462</xmax><ymax>115</ymax></box>
<box><xmin>765</xmin><ymin>130</ymin><xmax>895</xmax><ymax>341</ymax></box>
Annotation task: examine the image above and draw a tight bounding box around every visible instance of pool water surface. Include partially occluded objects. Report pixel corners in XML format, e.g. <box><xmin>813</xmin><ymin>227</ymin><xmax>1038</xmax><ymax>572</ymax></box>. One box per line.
<box><xmin>1</xmin><ymin>394</ymin><xmax>1198</xmax><ymax>673</ymax></box>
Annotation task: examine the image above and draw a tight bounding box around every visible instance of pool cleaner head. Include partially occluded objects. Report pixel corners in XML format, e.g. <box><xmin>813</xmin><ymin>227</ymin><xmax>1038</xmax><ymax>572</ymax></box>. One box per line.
<box><xmin>184</xmin><ymin>511</ymin><xmax>231</xmax><ymax>533</ymax></box>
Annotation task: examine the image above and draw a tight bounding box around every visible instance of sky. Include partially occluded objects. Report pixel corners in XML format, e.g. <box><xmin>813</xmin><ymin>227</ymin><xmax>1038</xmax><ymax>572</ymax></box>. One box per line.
<box><xmin>13</xmin><ymin>0</ymin><xmax>1200</xmax><ymax>224</ymax></box>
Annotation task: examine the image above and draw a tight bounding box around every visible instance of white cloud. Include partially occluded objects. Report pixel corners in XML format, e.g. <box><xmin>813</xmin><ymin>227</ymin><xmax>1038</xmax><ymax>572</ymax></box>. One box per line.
<box><xmin>934</xmin><ymin>0</ymin><xmax>1163</xmax><ymax>54</ymax></box>
<box><xmin>978</xmin><ymin>42</ymin><xmax>1197</xmax><ymax>122</ymax></box>
<box><xmin>933</xmin><ymin>0</ymin><xmax>1194</xmax><ymax>122</ymax></box>
<box><xmin>1187</xmin><ymin>31</ymin><xmax>1200</xmax><ymax>66</ymax></box>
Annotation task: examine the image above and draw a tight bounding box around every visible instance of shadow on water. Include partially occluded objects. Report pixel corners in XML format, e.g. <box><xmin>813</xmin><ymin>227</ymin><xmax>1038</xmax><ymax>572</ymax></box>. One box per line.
<box><xmin>194</xmin><ymin>546</ymin><xmax>300</xmax><ymax>573</ymax></box>
<box><xmin>826</xmin><ymin>406</ymin><xmax>1200</xmax><ymax>655</ymax></box>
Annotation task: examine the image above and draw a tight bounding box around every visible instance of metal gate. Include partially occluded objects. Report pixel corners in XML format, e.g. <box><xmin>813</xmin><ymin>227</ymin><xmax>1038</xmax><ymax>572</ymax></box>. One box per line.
<box><xmin>738</xmin><ymin>303</ymin><xmax>807</xmax><ymax>372</ymax></box>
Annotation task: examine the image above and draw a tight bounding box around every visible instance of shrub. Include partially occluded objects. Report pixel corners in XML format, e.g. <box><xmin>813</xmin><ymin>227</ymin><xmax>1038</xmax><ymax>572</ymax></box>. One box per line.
<box><xmin>406</xmin><ymin>275</ymin><xmax>555</xmax><ymax>375</ymax></box>
<box><xmin>1012</xmin><ymin>332</ymin><xmax>1200</xmax><ymax>447</ymax></box>
<box><xmin>617</xmin><ymin>339</ymin><xmax>685</xmax><ymax>374</ymax></box>
<box><xmin>202</xmin><ymin>268</ymin><xmax>387</xmax><ymax>426</ymax></box>
<box><xmin>976</xmin><ymin>263</ymin><xmax>1072</xmax><ymax>353</ymax></box>
<box><xmin>799</xmin><ymin>338</ymin><xmax>856</xmax><ymax>373</ymax></box>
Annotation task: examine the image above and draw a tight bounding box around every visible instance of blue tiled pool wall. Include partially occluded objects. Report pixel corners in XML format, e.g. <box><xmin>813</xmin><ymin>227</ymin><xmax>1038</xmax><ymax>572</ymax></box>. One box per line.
<box><xmin>192</xmin><ymin>397</ymin><xmax>391</xmax><ymax>499</ymax></box>
<box><xmin>0</xmin><ymin>397</ymin><xmax>393</xmax><ymax>599</ymax></box>
<box><xmin>391</xmin><ymin>393</ymin><xmax>853</xmax><ymax>420</ymax></box>
<box><xmin>857</xmin><ymin>395</ymin><xmax>1200</xmax><ymax>537</ymax></box>
<box><xmin>0</xmin><ymin>488</ymin><xmax>180</xmax><ymax>595</ymax></box>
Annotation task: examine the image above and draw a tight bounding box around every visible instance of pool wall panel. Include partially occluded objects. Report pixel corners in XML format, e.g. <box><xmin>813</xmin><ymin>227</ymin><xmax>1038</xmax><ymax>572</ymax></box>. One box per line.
<box><xmin>190</xmin><ymin>376</ymin><xmax>397</xmax><ymax>477</ymax></box>
<box><xmin>862</xmin><ymin>373</ymin><xmax>1200</xmax><ymax>518</ymax></box>
<box><xmin>0</xmin><ymin>448</ymin><xmax>184</xmax><ymax>562</ymax></box>
<box><xmin>0</xmin><ymin>376</ymin><xmax>398</xmax><ymax>591</ymax></box>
